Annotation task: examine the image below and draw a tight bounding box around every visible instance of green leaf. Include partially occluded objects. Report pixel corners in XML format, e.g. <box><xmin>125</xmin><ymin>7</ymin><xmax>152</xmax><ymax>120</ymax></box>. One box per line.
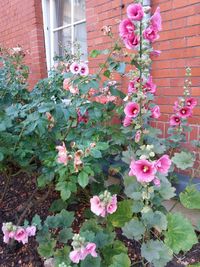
<box><xmin>142</xmin><ymin>210</ymin><xmax>167</xmax><ymax>232</ymax></box>
<box><xmin>80</xmin><ymin>256</ymin><xmax>101</xmax><ymax>267</ymax></box>
<box><xmin>172</xmin><ymin>151</ymin><xmax>195</xmax><ymax>170</ymax></box>
<box><xmin>180</xmin><ymin>185</ymin><xmax>200</xmax><ymax>209</ymax></box>
<box><xmin>108</xmin><ymin>200</ymin><xmax>133</xmax><ymax>227</ymax></box>
<box><xmin>103</xmin><ymin>70</ymin><xmax>111</xmax><ymax>78</ymax></box>
<box><xmin>58</xmin><ymin>227</ymin><xmax>73</xmax><ymax>243</ymax></box>
<box><xmin>90</xmin><ymin>149</ymin><xmax>102</xmax><ymax>159</ymax></box>
<box><xmin>141</xmin><ymin>240</ymin><xmax>173</xmax><ymax>267</ymax></box>
<box><xmin>0</xmin><ymin>151</ymin><xmax>4</xmax><ymax>161</ymax></box>
<box><xmin>122</xmin><ymin>219</ymin><xmax>145</xmax><ymax>241</ymax></box>
<box><xmin>94</xmin><ymin>230</ymin><xmax>115</xmax><ymax>248</ymax></box>
<box><xmin>102</xmin><ymin>241</ymin><xmax>128</xmax><ymax>266</ymax></box>
<box><xmin>49</xmin><ymin>199</ymin><xmax>67</xmax><ymax>212</ymax></box>
<box><xmin>158</xmin><ymin>181</ymin><xmax>176</xmax><ymax>200</ymax></box>
<box><xmin>78</xmin><ymin>171</ymin><xmax>89</xmax><ymax>188</ymax></box>
<box><xmin>164</xmin><ymin>212</ymin><xmax>198</xmax><ymax>254</ymax></box>
<box><xmin>109</xmin><ymin>253</ymin><xmax>131</xmax><ymax>267</ymax></box>
<box><xmin>38</xmin><ymin>239</ymin><xmax>56</xmax><ymax>257</ymax></box>
<box><xmin>32</xmin><ymin>214</ymin><xmax>42</xmax><ymax>230</ymax></box>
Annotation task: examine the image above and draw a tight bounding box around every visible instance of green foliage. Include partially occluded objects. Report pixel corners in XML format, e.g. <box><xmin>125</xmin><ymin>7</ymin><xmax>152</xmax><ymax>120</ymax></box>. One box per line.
<box><xmin>109</xmin><ymin>253</ymin><xmax>131</xmax><ymax>267</ymax></box>
<box><xmin>102</xmin><ymin>241</ymin><xmax>128</xmax><ymax>266</ymax></box>
<box><xmin>122</xmin><ymin>218</ymin><xmax>145</xmax><ymax>241</ymax></box>
<box><xmin>172</xmin><ymin>151</ymin><xmax>195</xmax><ymax>170</ymax></box>
<box><xmin>141</xmin><ymin>240</ymin><xmax>173</xmax><ymax>267</ymax></box>
<box><xmin>164</xmin><ymin>213</ymin><xmax>198</xmax><ymax>254</ymax></box>
<box><xmin>180</xmin><ymin>185</ymin><xmax>200</xmax><ymax>209</ymax></box>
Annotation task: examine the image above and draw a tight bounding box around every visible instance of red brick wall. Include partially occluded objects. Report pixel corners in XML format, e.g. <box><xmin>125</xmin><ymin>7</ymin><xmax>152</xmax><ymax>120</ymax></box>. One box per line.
<box><xmin>0</xmin><ymin>0</ymin><xmax>47</xmax><ymax>88</ymax></box>
<box><xmin>86</xmin><ymin>0</ymin><xmax>200</xmax><ymax>141</ymax></box>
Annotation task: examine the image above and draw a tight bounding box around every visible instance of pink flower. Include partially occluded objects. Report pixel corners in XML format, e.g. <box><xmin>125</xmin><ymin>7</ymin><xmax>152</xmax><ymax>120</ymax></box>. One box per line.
<box><xmin>90</xmin><ymin>196</ymin><xmax>106</xmax><ymax>217</ymax></box>
<box><xmin>77</xmin><ymin>110</ymin><xmax>88</xmax><ymax>124</ymax></box>
<box><xmin>85</xmin><ymin>243</ymin><xmax>98</xmax><ymax>258</ymax></box>
<box><xmin>124</xmin><ymin>33</ymin><xmax>139</xmax><ymax>49</ymax></box>
<box><xmin>178</xmin><ymin>106</ymin><xmax>192</xmax><ymax>118</ymax></box>
<box><xmin>14</xmin><ymin>228</ymin><xmax>28</xmax><ymax>244</ymax></box>
<box><xmin>144</xmin><ymin>76</ymin><xmax>156</xmax><ymax>94</ymax></box>
<box><xmin>128</xmin><ymin>79</ymin><xmax>139</xmax><ymax>93</ymax></box>
<box><xmin>124</xmin><ymin>102</ymin><xmax>140</xmax><ymax>118</ymax></box>
<box><xmin>69</xmin><ymin>250</ymin><xmax>84</xmax><ymax>264</ymax></box>
<box><xmin>127</xmin><ymin>3</ymin><xmax>144</xmax><ymax>21</ymax></box>
<box><xmin>123</xmin><ymin>116</ymin><xmax>132</xmax><ymax>127</ymax></box>
<box><xmin>129</xmin><ymin>159</ymin><xmax>156</xmax><ymax>183</ymax></box>
<box><xmin>56</xmin><ymin>142</ymin><xmax>68</xmax><ymax>165</ymax></box>
<box><xmin>143</xmin><ymin>26</ymin><xmax>159</xmax><ymax>42</ymax></box>
<box><xmin>79</xmin><ymin>63</ymin><xmax>89</xmax><ymax>76</ymax></box>
<box><xmin>106</xmin><ymin>195</ymin><xmax>117</xmax><ymax>214</ymax></box>
<box><xmin>150</xmin><ymin>7</ymin><xmax>162</xmax><ymax>31</ymax></box>
<box><xmin>70</xmin><ymin>62</ymin><xmax>80</xmax><ymax>75</ymax></box>
<box><xmin>151</xmin><ymin>105</ymin><xmax>161</xmax><ymax>119</ymax></box>
<box><xmin>150</xmin><ymin>50</ymin><xmax>161</xmax><ymax>57</ymax></box>
<box><xmin>186</xmin><ymin>97</ymin><xmax>197</xmax><ymax>109</ymax></box>
<box><xmin>135</xmin><ymin>130</ymin><xmax>141</xmax><ymax>143</ymax></box>
<box><xmin>26</xmin><ymin>226</ymin><xmax>36</xmax><ymax>237</ymax></box>
<box><xmin>153</xmin><ymin>178</ymin><xmax>161</xmax><ymax>187</ymax></box>
<box><xmin>119</xmin><ymin>18</ymin><xmax>135</xmax><ymax>37</ymax></box>
<box><xmin>169</xmin><ymin>115</ymin><xmax>181</xmax><ymax>126</ymax></box>
<box><xmin>155</xmin><ymin>155</ymin><xmax>171</xmax><ymax>174</ymax></box>
<box><xmin>63</xmin><ymin>78</ymin><xmax>70</xmax><ymax>90</ymax></box>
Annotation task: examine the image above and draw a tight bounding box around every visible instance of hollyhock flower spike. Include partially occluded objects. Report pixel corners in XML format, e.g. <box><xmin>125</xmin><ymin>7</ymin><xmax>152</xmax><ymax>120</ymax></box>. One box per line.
<box><xmin>186</xmin><ymin>97</ymin><xmax>197</xmax><ymax>109</ymax></box>
<box><xmin>155</xmin><ymin>155</ymin><xmax>171</xmax><ymax>174</ymax></box>
<box><xmin>151</xmin><ymin>105</ymin><xmax>161</xmax><ymax>119</ymax></box>
<box><xmin>123</xmin><ymin>116</ymin><xmax>132</xmax><ymax>127</ymax></box>
<box><xmin>129</xmin><ymin>159</ymin><xmax>156</xmax><ymax>183</ymax></box>
<box><xmin>124</xmin><ymin>33</ymin><xmax>140</xmax><ymax>49</ymax></box>
<box><xmin>150</xmin><ymin>7</ymin><xmax>162</xmax><ymax>31</ymax></box>
<box><xmin>145</xmin><ymin>76</ymin><xmax>157</xmax><ymax>94</ymax></box>
<box><xmin>79</xmin><ymin>63</ymin><xmax>89</xmax><ymax>76</ymax></box>
<box><xmin>128</xmin><ymin>79</ymin><xmax>138</xmax><ymax>94</ymax></box>
<box><xmin>143</xmin><ymin>26</ymin><xmax>159</xmax><ymax>42</ymax></box>
<box><xmin>124</xmin><ymin>102</ymin><xmax>140</xmax><ymax>118</ymax></box>
<box><xmin>178</xmin><ymin>106</ymin><xmax>192</xmax><ymax>118</ymax></box>
<box><xmin>127</xmin><ymin>3</ymin><xmax>144</xmax><ymax>21</ymax></box>
<box><xmin>119</xmin><ymin>18</ymin><xmax>135</xmax><ymax>37</ymax></box>
<box><xmin>169</xmin><ymin>115</ymin><xmax>181</xmax><ymax>126</ymax></box>
<box><xmin>70</xmin><ymin>62</ymin><xmax>80</xmax><ymax>74</ymax></box>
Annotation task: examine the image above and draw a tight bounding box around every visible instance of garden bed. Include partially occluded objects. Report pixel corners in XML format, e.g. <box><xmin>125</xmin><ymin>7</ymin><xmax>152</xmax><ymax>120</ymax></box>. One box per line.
<box><xmin>1</xmin><ymin>172</ymin><xmax>200</xmax><ymax>267</ymax></box>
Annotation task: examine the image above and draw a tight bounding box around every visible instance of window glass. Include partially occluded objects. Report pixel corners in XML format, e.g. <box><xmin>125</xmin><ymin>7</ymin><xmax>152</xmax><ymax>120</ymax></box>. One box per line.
<box><xmin>74</xmin><ymin>22</ymin><xmax>87</xmax><ymax>59</ymax></box>
<box><xmin>74</xmin><ymin>0</ymin><xmax>86</xmax><ymax>22</ymax></box>
<box><xmin>54</xmin><ymin>27</ymin><xmax>71</xmax><ymax>56</ymax></box>
<box><xmin>55</xmin><ymin>0</ymin><xmax>71</xmax><ymax>28</ymax></box>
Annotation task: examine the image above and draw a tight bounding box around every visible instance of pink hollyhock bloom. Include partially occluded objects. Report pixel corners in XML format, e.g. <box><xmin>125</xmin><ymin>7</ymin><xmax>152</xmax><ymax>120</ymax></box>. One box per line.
<box><xmin>77</xmin><ymin>110</ymin><xmax>88</xmax><ymax>124</ymax></box>
<box><xmin>143</xmin><ymin>26</ymin><xmax>159</xmax><ymax>42</ymax></box>
<box><xmin>169</xmin><ymin>115</ymin><xmax>181</xmax><ymax>126</ymax></box>
<box><xmin>69</xmin><ymin>250</ymin><xmax>84</xmax><ymax>264</ymax></box>
<box><xmin>14</xmin><ymin>228</ymin><xmax>28</xmax><ymax>244</ymax></box>
<box><xmin>56</xmin><ymin>142</ymin><xmax>68</xmax><ymax>165</ymax></box>
<box><xmin>106</xmin><ymin>195</ymin><xmax>117</xmax><ymax>214</ymax></box>
<box><xmin>150</xmin><ymin>50</ymin><xmax>161</xmax><ymax>57</ymax></box>
<box><xmin>79</xmin><ymin>63</ymin><xmax>89</xmax><ymax>76</ymax></box>
<box><xmin>150</xmin><ymin>7</ymin><xmax>162</xmax><ymax>31</ymax></box>
<box><xmin>129</xmin><ymin>159</ymin><xmax>156</xmax><ymax>183</ymax></box>
<box><xmin>90</xmin><ymin>196</ymin><xmax>106</xmax><ymax>217</ymax></box>
<box><xmin>135</xmin><ymin>130</ymin><xmax>141</xmax><ymax>143</ymax></box>
<box><xmin>26</xmin><ymin>226</ymin><xmax>36</xmax><ymax>237</ymax></box>
<box><xmin>173</xmin><ymin>100</ymin><xmax>179</xmax><ymax>112</ymax></box>
<box><xmin>127</xmin><ymin>3</ymin><xmax>144</xmax><ymax>21</ymax></box>
<box><xmin>153</xmin><ymin>178</ymin><xmax>161</xmax><ymax>187</ymax></box>
<box><xmin>124</xmin><ymin>102</ymin><xmax>140</xmax><ymax>118</ymax></box>
<box><xmin>70</xmin><ymin>62</ymin><xmax>80</xmax><ymax>74</ymax></box>
<box><xmin>178</xmin><ymin>106</ymin><xmax>192</xmax><ymax>118</ymax></box>
<box><xmin>155</xmin><ymin>155</ymin><xmax>171</xmax><ymax>174</ymax></box>
<box><xmin>124</xmin><ymin>33</ymin><xmax>139</xmax><ymax>49</ymax></box>
<box><xmin>145</xmin><ymin>76</ymin><xmax>156</xmax><ymax>94</ymax></box>
<box><xmin>128</xmin><ymin>79</ymin><xmax>139</xmax><ymax>93</ymax></box>
<box><xmin>186</xmin><ymin>97</ymin><xmax>197</xmax><ymax>109</ymax></box>
<box><xmin>63</xmin><ymin>78</ymin><xmax>70</xmax><ymax>90</ymax></box>
<box><xmin>70</xmin><ymin>86</ymin><xmax>79</xmax><ymax>95</ymax></box>
<box><xmin>151</xmin><ymin>105</ymin><xmax>161</xmax><ymax>119</ymax></box>
<box><xmin>85</xmin><ymin>243</ymin><xmax>98</xmax><ymax>258</ymax></box>
<box><xmin>119</xmin><ymin>18</ymin><xmax>135</xmax><ymax>37</ymax></box>
<box><xmin>123</xmin><ymin>116</ymin><xmax>132</xmax><ymax>127</ymax></box>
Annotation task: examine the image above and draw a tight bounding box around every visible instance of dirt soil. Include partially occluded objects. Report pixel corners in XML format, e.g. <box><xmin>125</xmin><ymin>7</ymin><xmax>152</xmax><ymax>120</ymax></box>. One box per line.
<box><xmin>0</xmin><ymin>172</ymin><xmax>200</xmax><ymax>267</ymax></box>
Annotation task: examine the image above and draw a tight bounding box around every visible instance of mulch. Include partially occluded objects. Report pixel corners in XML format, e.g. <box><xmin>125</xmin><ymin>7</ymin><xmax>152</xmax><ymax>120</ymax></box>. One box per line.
<box><xmin>0</xmin><ymin>172</ymin><xmax>200</xmax><ymax>267</ymax></box>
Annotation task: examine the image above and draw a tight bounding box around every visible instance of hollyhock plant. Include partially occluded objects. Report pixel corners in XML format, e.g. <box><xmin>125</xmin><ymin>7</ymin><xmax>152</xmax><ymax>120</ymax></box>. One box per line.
<box><xmin>178</xmin><ymin>106</ymin><xmax>192</xmax><ymax>118</ymax></box>
<box><xmin>63</xmin><ymin>78</ymin><xmax>70</xmax><ymax>90</ymax></box>
<box><xmin>169</xmin><ymin>115</ymin><xmax>181</xmax><ymax>126</ymax></box>
<box><xmin>79</xmin><ymin>63</ymin><xmax>89</xmax><ymax>76</ymax></box>
<box><xmin>56</xmin><ymin>142</ymin><xmax>68</xmax><ymax>165</ymax></box>
<box><xmin>123</xmin><ymin>116</ymin><xmax>132</xmax><ymax>127</ymax></box>
<box><xmin>151</xmin><ymin>105</ymin><xmax>161</xmax><ymax>119</ymax></box>
<box><xmin>143</xmin><ymin>26</ymin><xmax>159</xmax><ymax>42</ymax></box>
<box><xmin>135</xmin><ymin>130</ymin><xmax>141</xmax><ymax>143</ymax></box>
<box><xmin>124</xmin><ymin>102</ymin><xmax>140</xmax><ymax>118</ymax></box>
<box><xmin>129</xmin><ymin>159</ymin><xmax>156</xmax><ymax>183</ymax></box>
<box><xmin>14</xmin><ymin>228</ymin><xmax>29</xmax><ymax>244</ymax></box>
<box><xmin>119</xmin><ymin>18</ymin><xmax>135</xmax><ymax>37</ymax></box>
<box><xmin>150</xmin><ymin>50</ymin><xmax>161</xmax><ymax>57</ymax></box>
<box><xmin>150</xmin><ymin>7</ymin><xmax>162</xmax><ymax>31</ymax></box>
<box><xmin>155</xmin><ymin>155</ymin><xmax>171</xmax><ymax>174</ymax></box>
<box><xmin>124</xmin><ymin>33</ymin><xmax>140</xmax><ymax>49</ymax></box>
<box><xmin>128</xmin><ymin>79</ymin><xmax>139</xmax><ymax>94</ymax></box>
<box><xmin>127</xmin><ymin>3</ymin><xmax>144</xmax><ymax>21</ymax></box>
<box><xmin>186</xmin><ymin>97</ymin><xmax>197</xmax><ymax>109</ymax></box>
<box><xmin>70</xmin><ymin>62</ymin><xmax>80</xmax><ymax>75</ymax></box>
<box><xmin>144</xmin><ymin>76</ymin><xmax>157</xmax><ymax>94</ymax></box>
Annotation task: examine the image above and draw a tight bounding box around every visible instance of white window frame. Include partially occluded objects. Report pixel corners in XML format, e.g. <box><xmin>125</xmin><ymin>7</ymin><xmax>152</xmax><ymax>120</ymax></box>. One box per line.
<box><xmin>42</xmin><ymin>0</ymin><xmax>86</xmax><ymax>70</ymax></box>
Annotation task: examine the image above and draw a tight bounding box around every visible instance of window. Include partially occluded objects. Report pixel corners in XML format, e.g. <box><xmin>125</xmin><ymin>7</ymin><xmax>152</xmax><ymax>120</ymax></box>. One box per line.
<box><xmin>42</xmin><ymin>0</ymin><xmax>87</xmax><ymax>69</ymax></box>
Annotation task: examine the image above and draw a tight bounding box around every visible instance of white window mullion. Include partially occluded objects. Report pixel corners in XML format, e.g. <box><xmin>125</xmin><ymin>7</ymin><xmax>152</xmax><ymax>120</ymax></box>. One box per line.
<box><xmin>71</xmin><ymin>0</ymin><xmax>74</xmax><ymax>54</ymax></box>
<box><xmin>50</xmin><ymin>0</ymin><xmax>55</xmax><ymax>66</ymax></box>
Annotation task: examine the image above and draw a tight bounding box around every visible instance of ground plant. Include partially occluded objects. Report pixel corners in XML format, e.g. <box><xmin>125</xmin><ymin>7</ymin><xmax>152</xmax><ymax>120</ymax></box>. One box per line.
<box><xmin>1</xmin><ymin>1</ymin><xmax>200</xmax><ymax>267</ymax></box>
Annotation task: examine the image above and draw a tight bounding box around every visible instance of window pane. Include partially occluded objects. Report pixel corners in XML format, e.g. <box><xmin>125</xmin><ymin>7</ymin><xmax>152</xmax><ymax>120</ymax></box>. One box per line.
<box><xmin>54</xmin><ymin>27</ymin><xmax>71</xmax><ymax>57</ymax></box>
<box><xmin>74</xmin><ymin>22</ymin><xmax>87</xmax><ymax>60</ymax></box>
<box><xmin>74</xmin><ymin>0</ymin><xmax>86</xmax><ymax>22</ymax></box>
<box><xmin>55</xmin><ymin>0</ymin><xmax>71</xmax><ymax>28</ymax></box>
